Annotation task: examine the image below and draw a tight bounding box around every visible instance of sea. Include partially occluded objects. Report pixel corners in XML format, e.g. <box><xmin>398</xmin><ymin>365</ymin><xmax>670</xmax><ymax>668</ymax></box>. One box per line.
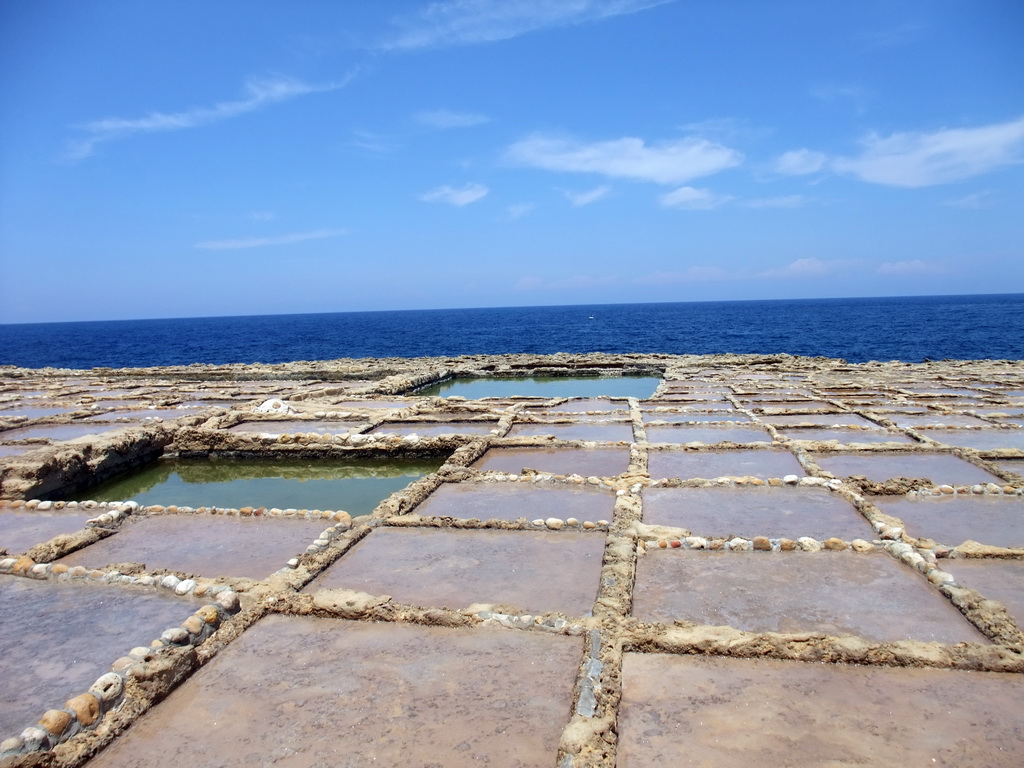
<box><xmin>1</xmin><ymin>294</ymin><xmax>1022</xmax><ymax>370</ymax></box>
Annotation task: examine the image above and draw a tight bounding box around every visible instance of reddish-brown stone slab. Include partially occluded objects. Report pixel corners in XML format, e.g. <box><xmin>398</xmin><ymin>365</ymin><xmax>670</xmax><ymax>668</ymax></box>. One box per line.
<box><xmin>414</xmin><ymin>482</ymin><xmax>615</xmax><ymax>522</ymax></box>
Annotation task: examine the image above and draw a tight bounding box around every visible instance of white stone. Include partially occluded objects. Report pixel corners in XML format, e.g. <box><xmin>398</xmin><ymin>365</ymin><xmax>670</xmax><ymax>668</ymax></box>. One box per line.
<box><xmin>783</xmin><ymin>474</ymin><xmax>799</xmax><ymax>485</ymax></box>
<box><xmin>545</xmin><ymin>517</ymin><xmax>564</xmax><ymax>530</ymax></box>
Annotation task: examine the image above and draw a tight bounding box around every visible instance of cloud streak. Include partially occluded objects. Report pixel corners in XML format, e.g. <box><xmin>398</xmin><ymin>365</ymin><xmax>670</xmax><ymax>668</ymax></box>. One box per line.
<box><xmin>382</xmin><ymin>0</ymin><xmax>678</xmax><ymax>50</ymax></box>
<box><xmin>67</xmin><ymin>75</ymin><xmax>349</xmax><ymax>159</ymax></box>
<box><xmin>415</xmin><ymin>109</ymin><xmax>490</xmax><ymax>128</ymax></box>
<box><xmin>565</xmin><ymin>184</ymin><xmax>611</xmax><ymax>206</ymax></box>
<box><xmin>195</xmin><ymin>228</ymin><xmax>347</xmax><ymax>250</ymax></box>
<box><xmin>659</xmin><ymin>186</ymin><xmax>732</xmax><ymax>210</ymax></box>
<box><xmin>507</xmin><ymin>134</ymin><xmax>742</xmax><ymax>184</ymax></box>
<box><xmin>419</xmin><ymin>182</ymin><xmax>489</xmax><ymax>206</ymax></box>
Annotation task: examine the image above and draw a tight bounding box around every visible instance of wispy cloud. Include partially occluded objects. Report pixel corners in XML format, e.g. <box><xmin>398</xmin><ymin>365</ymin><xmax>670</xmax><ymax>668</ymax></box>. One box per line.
<box><xmin>415</xmin><ymin>109</ymin><xmax>490</xmax><ymax>128</ymax></box>
<box><xmin>348</xmin><ymin>130</ymin><xmax>400</xmax><ymax>154</ymax></box>
<box><xmin>759</xmin><ymin>257</ymin><xmax>837</xmax><ymax>278</ymax></box>
<box><xmin>507</xmin><ymin>202</ymin><xmax>536</xmax><ymax>218</ymax></box>
<box><xmin>67</xmin><ymin>76</ymin><xmax>349</xmax><ymax>160</ymax></box>
<box><xmin>942</xmin><ymin>191</ymin><xmax>994</xmax><ymax>209</ymax></box>
<box><xmin>196</xmin><ymin>228</ymin><xmax>347</xmax><ymax>251</ymax></box>
<box><xmin>774</xmin><ymin>149</ymin><xmax>827</xmax><ymax>176</ymax></box>
<box><xmin>419</xmin><ymin>182</ymin><xmax>489</xmax><ymax>206</ymax></box>
<box><xmin>832</xmin><ymin>117</ymin><xmax>1024</xmax><ymax>187</ymax></box>
<box><xmin>659</xmin><ymin>186</ymin><xmax>732</xmax><ymax>210</ymax></box>
<box><xmin>634</xmin><ymin>266</ymin><xmax>733</xmax><ymax>284</ymax></box>
<box><xmin>811</xmin><ymin>83</ymin><xmax>870</xmax><ymax>115</ymax></box>
<box><xmin>507</xmin><ymin>134</ymin><xmax>742</xmax><ymax>184</ymax></box>
<box><xmin>382</xmin><ymin>0</ymin><xmax>678</xmax><ymax>50</ymax></box>
<box><xmin>743</xmin><ymin>195</ymin><xmax>807</xmax><ymax>209</ymax></box>
<box><xmin>877</xmin><ymin>259</ymin><xmax>947</xmax><ymax>275</ymax></box>
<box><xmin>514</xmin><ymin>272</ymin><xmax>618</xmax><ymax>291</ymax></box>
<box><xmin>564</xmin><ymin>184</ymin><xmax>611</xmax><ymax>206</ymax></box>
<box><xmin>249</xmin><ymin>211</ymin><xmax>276</xmax><ymax>222</ymax></box>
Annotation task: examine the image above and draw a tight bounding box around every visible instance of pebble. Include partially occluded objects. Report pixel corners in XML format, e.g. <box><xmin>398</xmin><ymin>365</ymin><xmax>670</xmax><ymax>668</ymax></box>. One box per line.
<box><xmin>217</xmin><ymin>590</ymin><xmax>240</xmax><ymax>612</ymax></box>
<box><xmin>160</xmin><ymin>574</ymin><xmax>181</xmax><ymax>590</ymax></box>
<box><xmin>797</xmin><ymin>537</ymin><xmax>822</xmax><ymax>552</ymax></box>
<box><xmin>727</xmin><ymin>537</ymin><xmax>750</xmax><ymax>551</ymax></box>
<box><xmin>19</xmin><ymin>726</ymin><xmax>49</xmax><ymax>752</ymax></box>
<box><xmin>752</xmin><ymin>536</ymin><xmax>771</xmax><ymax>551</ymax></box>
<box><xmin>89</xmin><ymin>672</ymin><xmax>124</xmax><ymax>704</ymax></box>
<box><xmin>174</xmin><ymin>579</ymin><xmax>197</xmax><ymax>595</ymax></box>
<box><xmin>783</xmin><ymin>475</ymin><xmax>799</xmax><ymax>485</ymax></box>
<box><xmin>65</xmin><ymin>693</ymin><xmax>100</xmax><ymax>727</ymax></box>
<box><xmin>850</xmin><ymin>539</ymin><xmax>873</xmax><ymax>552</ymax></box>
<box><xmin>545</xmin><ymin>517</ymin><xmax>564</xmax><ymax>530</ymax></box>
<box><xmin>823</xmin><ymin>537</ymin><xmax>847</xmax><ymax>551</ymax></box>
<box><xmin>38</xmin><ymin>709</ymin><xmax>73</xmax><ymax>738</ymax></box>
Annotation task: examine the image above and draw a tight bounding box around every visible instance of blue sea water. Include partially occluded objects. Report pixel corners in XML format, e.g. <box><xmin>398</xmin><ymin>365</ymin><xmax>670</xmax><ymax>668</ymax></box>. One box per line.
<box><xmin>1</xmin><ymin>294</ymin><xmax>1022</xmax><ymax>369</ymax></box>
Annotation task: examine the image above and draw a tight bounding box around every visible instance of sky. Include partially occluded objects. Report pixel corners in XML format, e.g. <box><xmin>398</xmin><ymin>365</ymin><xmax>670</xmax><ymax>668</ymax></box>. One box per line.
<box><xmin>1</xmin><ymin>0</ymin><xmax>1022</xmax><ymax>324</ymax></box>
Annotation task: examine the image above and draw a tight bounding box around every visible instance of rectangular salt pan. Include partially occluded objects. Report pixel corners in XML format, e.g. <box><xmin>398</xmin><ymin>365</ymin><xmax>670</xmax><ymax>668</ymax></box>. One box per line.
<box><xmin>58</xmin><ymin>514</ymin><xmax>327</xmax><ymax>579</ymax></box>
<box><xmin>644</xmin><ymin>426</ymin><xmax>770</xmax><ymax>444</ymax></box>
<box><xmin>647</xmin><ymin>449</ymin><xmax>803</xmax><ymax>480</ymax></box>
<box><xmin>507</xmin><ymin>422</ymin><xmax>635</xmax><ymax>441</ymax></box>
<box><xmin>814</xmin><ymin>453</ymin><xmax>1001</xmax><ymax>486</ymax></box>
<box><xmin>643</xmin><ymin>486</ymin><xmax>872</xmax><ymax>540</ymax></box>
<box><xmin>310</xmin><ymin>527</ymin><xmax>605</xmax><ymax>616</ymax></box>
<box><xmin>414</xmin><ymin>482</ymin><xmax>615</xmax><ymax>522</ymax></box>
<box><xmin>618</xmin><ymin>654</ymin><xmax>1024</xmax><ymax>767</ymax></box>
<box><xmin>0</xmin><ymin>509</ymin><xmax>94</xmax><ymax>554</ymax></box>
<box><xmin>872</xmin><ymin>495</ymin><xmax>1024</xmax><ymax>548</ymax></box>
<box><xmin>473</xmin><ymin>447</ymin><xmax>629</xmax><ymax>476</ymax></box>
<box><xmin>632</xmin><ymin>549</ymin><xmax>986</xmax><ymax>644</ymax></box>
<box><xmin>415</xmin><ymin>376</ymin><xmax>660</xmax><ymax>399</ymax></box>
<box><xmin>84</xmin><ymin>616</ymin><xmax>582</xmax><ymax>768</ymax></box>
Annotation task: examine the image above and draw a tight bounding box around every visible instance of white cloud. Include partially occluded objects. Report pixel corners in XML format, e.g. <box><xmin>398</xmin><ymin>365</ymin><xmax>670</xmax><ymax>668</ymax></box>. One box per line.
<box><xmin>942</xmin><ymin>191</ymin><xmax>993</xmax><ymax>209</ymax></box>
<box><xmin>249</xmin><ymin>211</ymin><xmax>276</xmax><ymax>221</ymax></box>
<box><xmin>744</xmin><ymin>195</ymin><xmax>807</xmax><ymax>209</ymax></box>
<box><xmin>419</xmin><ymin>182</ymin><xmax>489</xmax><ymax>206</ymax></box>
<box><xmin>775</xmin><ymin>149</ymin><xmax>827</xmax><ymax>176</ymax></box>
<box><xmin>196</xmin><ymin>228</ymin><xmax>347</xmax><ymax>250</ymax></box>
<box><xmin>514</xmin><ymin>272</ymin><xmax>617</xmax><ymax>291</ymax></box>
<box><xmin>67</xmin><ymin>75</ymin><xmax>349</xmax><ymax>160</ymax></box>
<box><xmin>507</xmin><ymin>202</ymin><xmax>535</xmax><ymax>218</ymax></box>
<box><xmin>564</xmin><ymin>185</ymin><xmax>611</xmax><ymax>206</ymax></box>
<box><xmin>832</xmin><ymin>117</ymin><xmax>1024</xmax><ymax>187</ymax></box>
<box><xmin>758</xmin><ymin>258</ymin><xmax>849</xmax><ymax>279</ymax></box>
<box><xmin>508</xmin><ymin>135</ymin><xmax>742</xmax><ymax>184</ymax></box>
<box><xmin>382</xmin><ymin>0</ymin><xmax>677</xmax><ymax>50</ymax></box>
<box><xmin>659</xmin><ymin>186</ymin><xmax>732</xmax><ymax>210</ymax></box>
<box><xmin>415</xmin><ymin>109</ymin><xmax>490</xmax><ymax>128</ymax></box>
<box><xmin>877</xmin><ymin>259</ymin><xmax>947</xmax><ymax>275</ymax></box>
<box><xmin>349</xmin><ymin>130</ymin><xmax>399</xmax><ymax>154</ymax></box>
<box><xmin>634</xmin><ymin>266</ymin><xmax>734</xmax><ymax>284</ymax></box>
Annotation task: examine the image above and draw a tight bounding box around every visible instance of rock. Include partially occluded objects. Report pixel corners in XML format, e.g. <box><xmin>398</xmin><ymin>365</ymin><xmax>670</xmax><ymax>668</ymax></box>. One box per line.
<box><xmin>545</xmin><ymin>517</ymin><xmax>564</xmax><ymax>530</ymax></box>
<box><xmin>783</xmin><ymin>474</ymin><xmax>799</xmax><ymax>485</ymax></box>
<box><xmin>174</xmin><ymin>579</ymin><xmax>197</xmax><ymax>595</ymax></box>
<box><xmin>65</xmin><ymin>693</ymin><xmax>101</xmax><ymax>727</ymax></box>
<box><xmin>38</xmin><ymin>709</ymin><xmax>73</xmax><ymax>738</ymax></box>
<box><xmin>182</xmin><ymin>615</ymin><xmax>204</xmax><ymax>635</ymax></box>
<box><xmin>684</xmin><ymin>536</ymin><xmax>708</xmax><ymax>549</ymax></box>
<box><xmin>727</xmin><ymin>537</ymin><xmax>750</xmax><ymax>551</ymax></box>
<box><xmin>752</xmin><ymin>536</ymin><xmax>772</xmax><ymax>551</ymax></box>
<box><xmin>19</xmin><ymin>726</ymin><xmax>50</xmax><ymax>752</ymax></box>
<box><xmin>89</xmin><ymin>673</ymin><xmax>124</xmax><ymax>705</ymax></box>
<box><xmin>850</xmin><ymin>538</ymin><xmax>873</xmax><ymax>552</ymax></box>
<box><xmin>196</xmin><ymin>605</ymin><xmax>220</xmax><ymax>625</ymax></box>
<box><xmin>565</xmin><ymin>517</ymin><xmax>580</xmax><ymax>527</ymax></box>
<box><xmin>160</xmin><ymin>574</ymin><xmax>181</xmax><ymax>590</ymax></box>
<box><xmin>217</xmin><ymin>590</ymin><xmax>240</xmax><ymax>613</ymax></box>
<box><xmin>160</xmin><ymin>627</ymin><xmax>190</xmax><ymax>645</ymax></box>
<box><xmin>779</xmin><ymin>538</ymin><xmax>797</xmax><ymax>551</ymax></box>
<box><xmin>1</xmin><ymin>736</ymin><xmax>24</xmax><ymax>754</ymax></box>
<box><xmin>797</xmin><ymin>537</ymin><xmax>822</xmax><ymax>552</ymax></box>
<box><xmin>823</xmin><ymin>537</ymin><xmax>847</xmax><ymax>551</ymax></box>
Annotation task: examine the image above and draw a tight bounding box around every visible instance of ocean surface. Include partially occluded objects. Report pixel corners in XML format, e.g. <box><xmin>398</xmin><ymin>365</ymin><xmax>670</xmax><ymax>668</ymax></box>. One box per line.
<box><xmin>1</xmin><ymin>294</ymin><xmax>1022</xmax><ymax>369</ymax></box>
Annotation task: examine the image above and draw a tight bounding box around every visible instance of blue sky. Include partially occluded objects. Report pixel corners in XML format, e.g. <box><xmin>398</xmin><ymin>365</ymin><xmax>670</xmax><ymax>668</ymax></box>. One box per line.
<box><xmin>1</xmin><ymin>0</ymin><xmax>1022</xmax><ymax>323</ymax></box>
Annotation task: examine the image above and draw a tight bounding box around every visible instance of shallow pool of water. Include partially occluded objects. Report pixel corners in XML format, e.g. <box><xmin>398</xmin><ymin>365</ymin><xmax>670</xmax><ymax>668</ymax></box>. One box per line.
<box><xmin>367</xmin><ymin>421</ymin><xmax>498</xmax><ymax>437</ymax></box>
<box><xmin>507</xmin><ymin>422</ymin><xmax>635</xmax><ymax>441</ymax></box>
<box><xmin>0</xmin><ymin>423</ymin><xmax>125</xmax><ymax>442</ymax></box>
<box><xmin>227</xmin><ymin>420</ymin><xmax>365</xmax><ymax>436</ymax></box>
<box><xmin>63</xmin><ymin>457</ymin><xmax>443</xmax><ymax>513</ymax></box>
<box><xmin>645</xmin><ymin>426</ymin><xmax>771</xmax><ymax>445</ymax></box>
<box><xmin>416</xmin><ymin>375</ymin><xmax>660</xmax><ymax>399</ymax></box>
<box><xmin>814</xmin><ymin>453</ymin><xmax>1002</xmax><ymax>486</ymax></box>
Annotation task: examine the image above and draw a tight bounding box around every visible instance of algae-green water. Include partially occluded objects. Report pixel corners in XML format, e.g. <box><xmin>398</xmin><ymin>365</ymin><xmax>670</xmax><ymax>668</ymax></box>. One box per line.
<box><xmin>68</xmin><ymin>457</ymin><xmax>442</xmax><ymax>514</ymax></box>
<box><xmin>416</xmin><ymin>376</ymin><xmax>659</xmax><ymax>399</ymax></box>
